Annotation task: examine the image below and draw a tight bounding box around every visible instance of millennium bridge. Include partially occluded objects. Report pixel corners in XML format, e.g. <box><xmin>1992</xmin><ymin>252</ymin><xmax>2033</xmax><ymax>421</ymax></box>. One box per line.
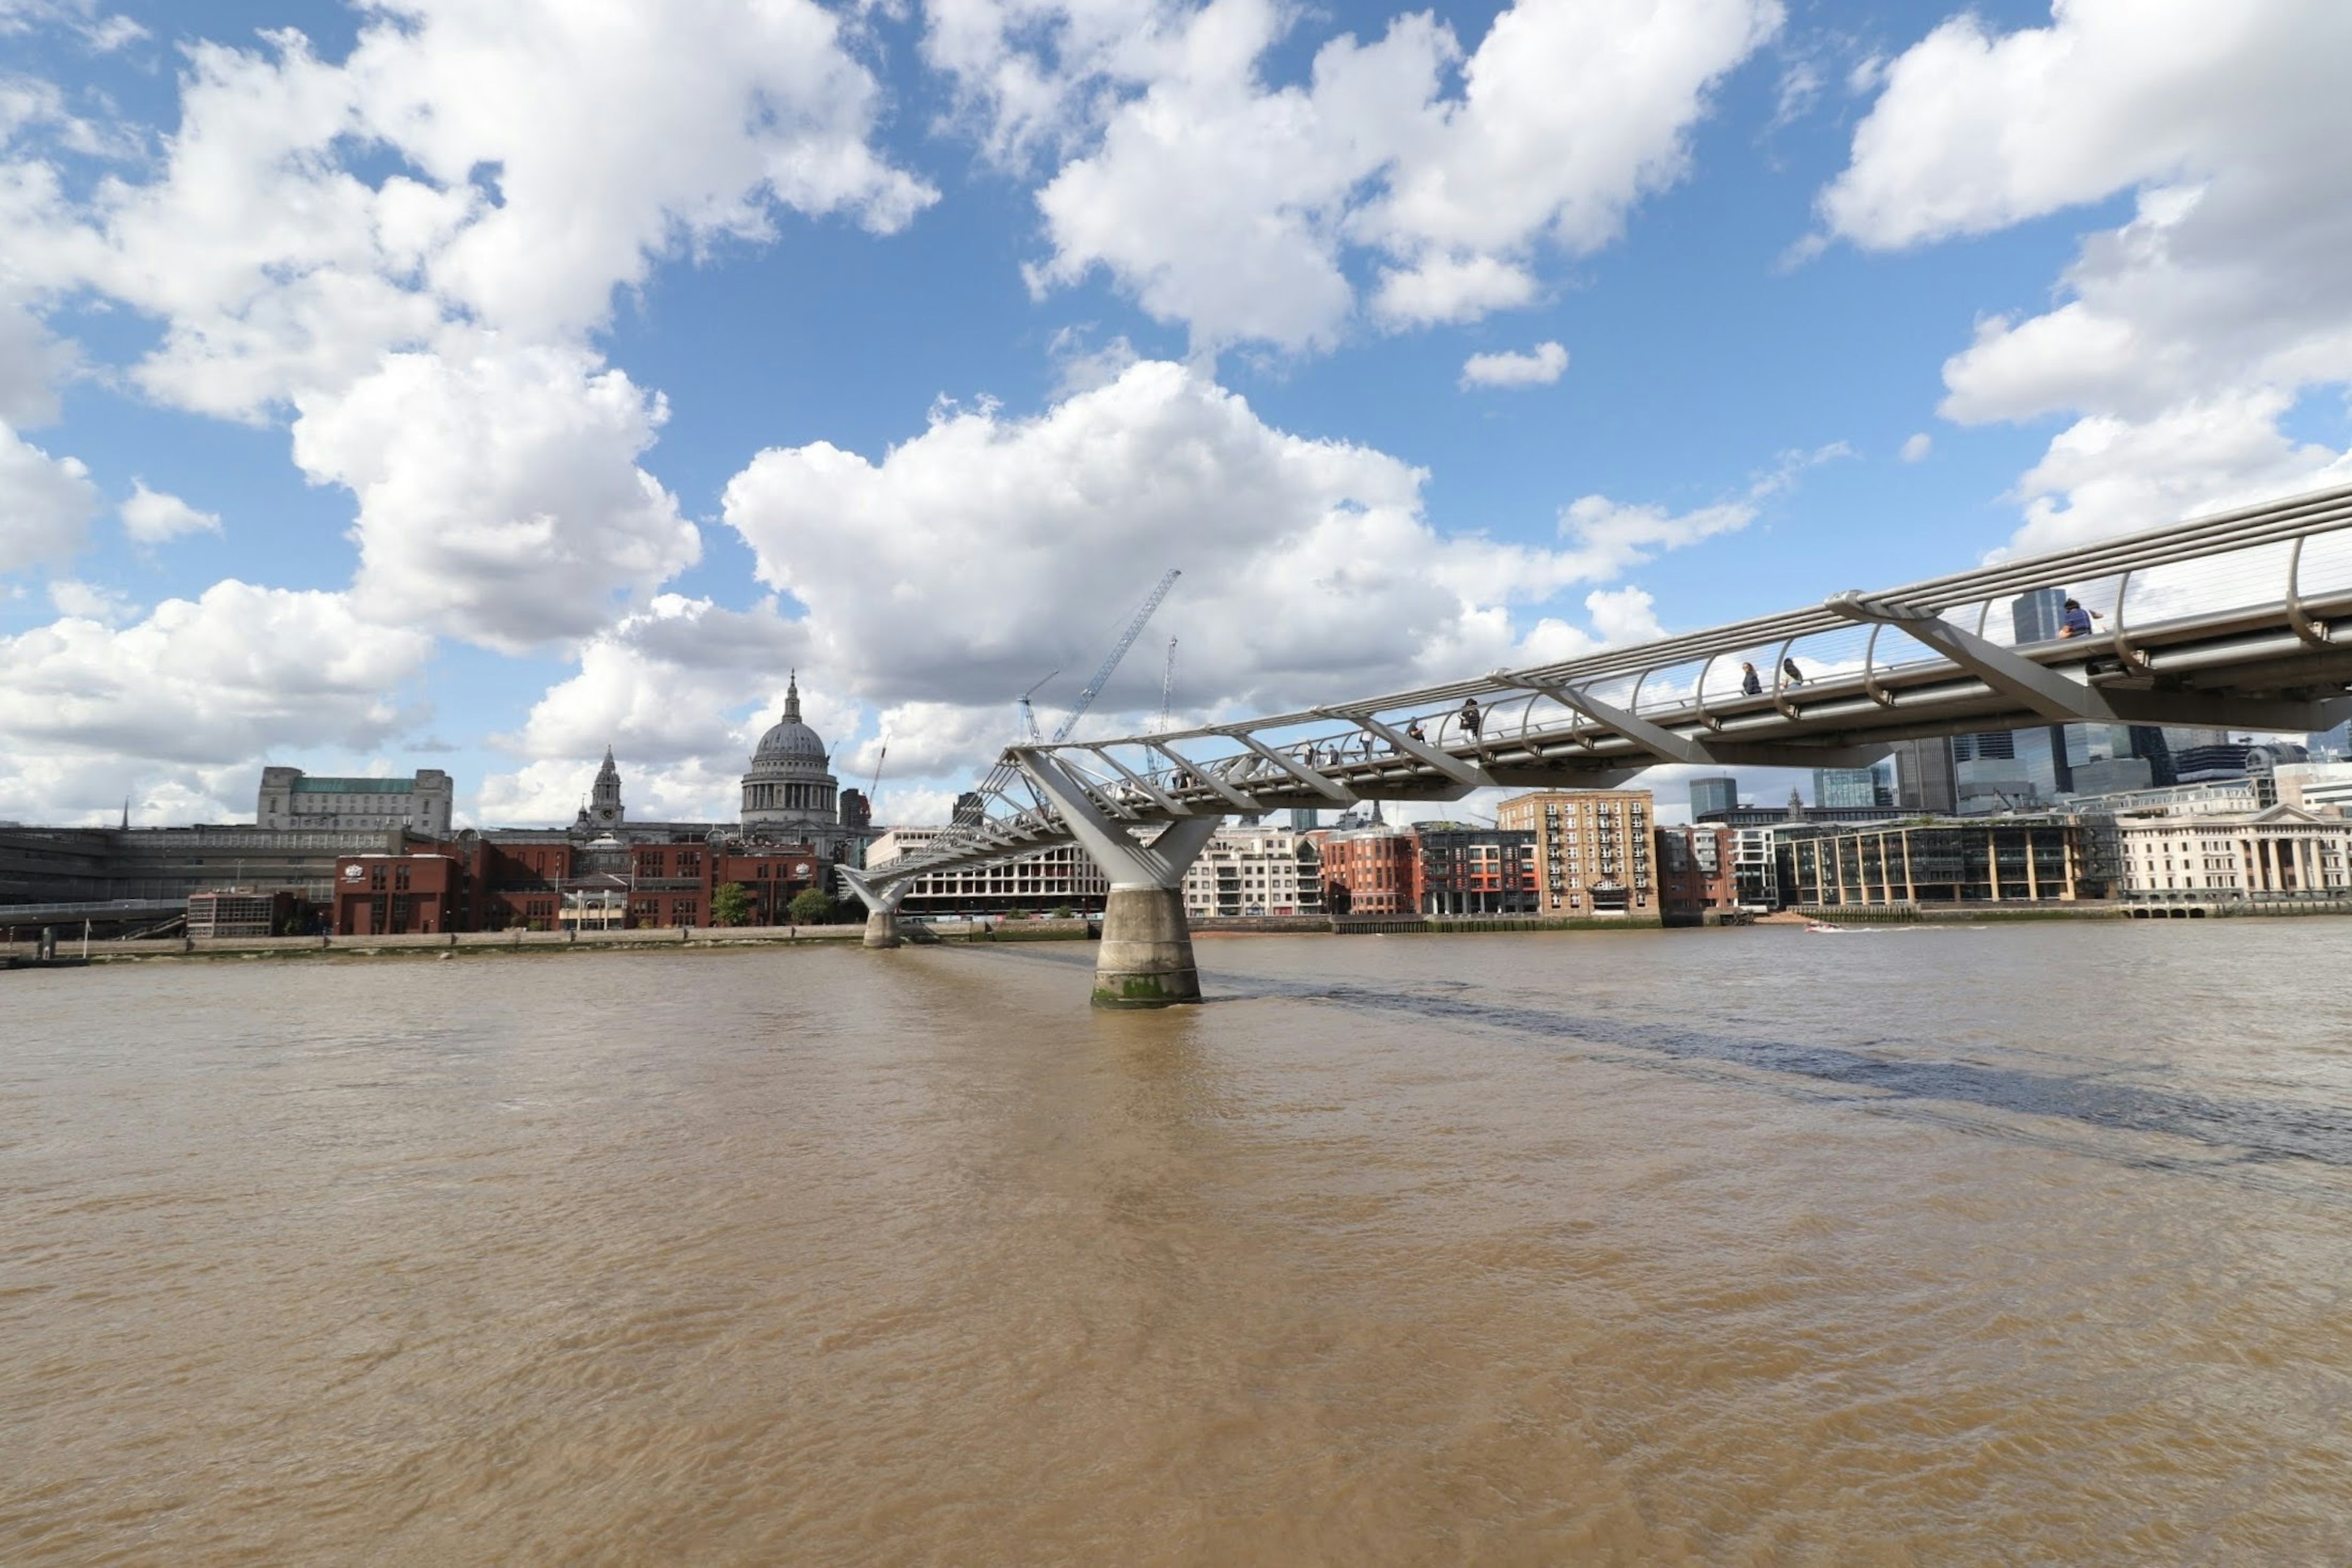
<box><xmin>842</xmin><ymin>484</ymin><xmax>2352</xmax><ymax>1006</ymax></box>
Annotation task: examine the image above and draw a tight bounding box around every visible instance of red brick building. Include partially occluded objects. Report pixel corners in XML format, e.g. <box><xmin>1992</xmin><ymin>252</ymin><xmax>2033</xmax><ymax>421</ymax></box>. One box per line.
<box><xmin>1413</xmin><ymin>823</ymin><xmax>1540</xmax><ymax>915</ymax></box>
<box><xmin>1655</xmin><ymin>824</ymin><xmax>1738</xmax><ymax>924</ymax></box>
<box><xmin>1317</xmin><ymin>827</ymin><xmax>1419</xmax><ymax>915</ymax></box>
<box><xmin>333</xmin><ymin>834</ymin><xmax>836</xmax><ymax>934</ymax></box>
<box><xmin>333</xmin><ymin>850</ymin><xmax>473</xmax><ymax>935</ymax></box>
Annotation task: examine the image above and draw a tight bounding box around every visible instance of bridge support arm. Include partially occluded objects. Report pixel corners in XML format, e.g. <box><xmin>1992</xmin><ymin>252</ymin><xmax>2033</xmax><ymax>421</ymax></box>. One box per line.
<box><xmin>1227</xmin><ymin>731</ymin><xmax>1359</xmax><ymax>802</ymax></box>
<box><xmin>1338</xmin><ymin>712</ymin><xmax>1494</xmax><ymax>788</ymax></box>
<box><xmin>1826</xmin><ymin>591</ymin><xmax>2118</xmax><ymax>722</ymax></box>
<box><xmin>1491</xmin><ymin>674</ymin><xmax>1890</xmax><ymax>770</ymax></box>
<box><xmin>1147</xmin><ymin>741</ymin><xmax>1259</xmax><ymax>812</ymax></box>
<box><xmin>1017</xmin><ymin>748</ymin><xmax>1224</xmax><ymax>1008</ymax></box>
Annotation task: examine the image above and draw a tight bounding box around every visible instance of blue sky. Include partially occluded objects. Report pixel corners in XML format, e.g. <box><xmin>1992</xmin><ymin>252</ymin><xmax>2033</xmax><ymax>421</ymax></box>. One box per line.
<box><xmin>4</xmin><ymin>0</ymin><xmax>2348</xmax><ymax>826</ymax></box>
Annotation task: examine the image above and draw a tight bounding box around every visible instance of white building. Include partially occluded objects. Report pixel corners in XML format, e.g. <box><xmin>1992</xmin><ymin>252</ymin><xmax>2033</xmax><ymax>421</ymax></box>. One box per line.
<box><xmin>257</xmin><ymin>767</ymin><xmax>453</xmax><ymax>836</ymax></box>
<box><xmin>1180</xmin><ymin>825</ymin><xmax>1324</xmax><ymax>920</ymax></box>
<box><xmin>2065</xmin><ymin>778</ymin><xmax>2266</xmax><ymax>818</ymax></box>
<box><xmin>2271</xmin><ymin>761</ymin><xmax>2352</xmax><ymax>815</ymax></box>
<box><xmin>1728</xmin><ymin>826</ymin><xmax>1784</xmax><ymax>910</ymax></box>
<box><xmin>2114</xmin><ymin>805</ymin><xmax>2352</xmax><ymax>903</ymax></box>
<box><xmin>863</xmin><ymin>826</ymin><xmax>1110</xmax><ymax>914</ymax></box>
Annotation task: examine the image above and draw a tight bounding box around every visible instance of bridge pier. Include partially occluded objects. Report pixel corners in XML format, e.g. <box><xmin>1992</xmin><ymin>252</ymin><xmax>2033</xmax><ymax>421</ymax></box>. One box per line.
<box><xmin>1013</xmin><ymin>749</ymin><xmax>1224</xmax><ymax>1008</ymax></box>
<box><xmin>1094</xmin><ymin>886</ymin><xmax>1199</xmax><ymax>1007</ymax></box>
<box><xmin>836</xmin><ymin>867</ymin><xmax>909</xmax><ymax>949</ymax></box>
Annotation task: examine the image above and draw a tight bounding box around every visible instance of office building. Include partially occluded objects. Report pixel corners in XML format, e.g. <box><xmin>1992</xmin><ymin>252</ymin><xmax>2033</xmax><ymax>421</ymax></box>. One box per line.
<box><xmin>1886</xmin><ymin>736</ymin><xmax>1959</xmax><ymax>815</ymax></box>
<box><xmin>1814</xmin><ymin>767</ymin><xmax>1881</xmax><ymax>809</ymax></box>
<box><xmin>864</xmin><ymin>826</ymin><xmax>1109</xmax><ymax>916</ymax></box>
<box><xmin>1689</xmin><ymin>776</ymin><xmax>1739</xmax><ymax>820</ymax></box>
<box><xmin>258</xmin><ymin>767</ymin><xmax>453</xmax><ymax>835</ymax></box>
<box><xmin>1785</xmin><ymin>816</ymin><xmax>2111</xmax><ymax>907</ymax></box>
<box><xmin>2269</xmin><ymin>761</ymin><xmax>2352</xmax><ymax>815</ymax></box>
<box><xmin>2013</xmin><ymin>587</ymin><xmax>2068</xmax><ymax>644</ymax></box>
<box><xmin>2113</xmin><ymin>805</ymin><xmax>2352</xmax><ymax>903</ymax></box>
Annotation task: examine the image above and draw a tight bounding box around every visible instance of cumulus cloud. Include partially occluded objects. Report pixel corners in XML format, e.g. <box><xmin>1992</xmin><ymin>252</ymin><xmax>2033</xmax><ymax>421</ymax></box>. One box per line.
<box><xmin>23</xmin><ymin>4</ymin><xmax>935</xmax><ymax>420</ymax></box>
<box><xmin>1461</xmin><ymin>340</ymin><xmax>1568</xmax><ymax>389</ymax></box>
<box><xmin>1899</xmin><ymin>431</ymin><xmax>1931</xmax><ymax>462</ymax></box>
<box><xmin>0</xmin><ymin>418</ymin><xmax>96</xmax><ymax>573</ymax></box>
<box><xmin>982</xmin><ymin>0</ymin><xmax>1779</xmax><ymax>351</ymax></box>
<box><xmin>0</xmin><ymin>2</ymin><xmax>944</xmax><ymax>669</ymax></box>
<box><xmin>119</xmin><ymin>480</ymin><xmax>222</xmax><ymax>544</ymax></box>
<box><xmin>0</xmin><ymin>580</ymin><xmax>434</xmax><ymax>821</ymax></box>
<box><xmin>2010</xmin><ymin>390</ymin><xmax>2352</xmax><ymax>556</ymax></box>
<box><xmin>290</xmin><ymin>342</ymin><xmax>701</xmax><ymax>652</ymax></box>
<box><xmin>46</xmin><ymin>576</ymin><xmax>134</xmax><ymax>622</ymax></box>
<box><xmin>0</xmin><ymin>285</ymin><xmax>74</xmax><ymax>426</ymax></box>
<box><xmin>1822</xmin><ymin>0</ymin><xmax>2352</xmax><ymax>550</ymax></box>
<box><xmin>719</xmin><ymin>360</ymin><xmax>1754</xmax><ymax>784</ymax></box>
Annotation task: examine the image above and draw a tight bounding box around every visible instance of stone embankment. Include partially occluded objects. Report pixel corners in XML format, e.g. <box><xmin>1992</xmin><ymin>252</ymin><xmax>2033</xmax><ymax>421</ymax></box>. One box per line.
<box><xmin>0</xmin><ymin>922</ymin><xmax>873</xmax><ymax>964</ymax></box>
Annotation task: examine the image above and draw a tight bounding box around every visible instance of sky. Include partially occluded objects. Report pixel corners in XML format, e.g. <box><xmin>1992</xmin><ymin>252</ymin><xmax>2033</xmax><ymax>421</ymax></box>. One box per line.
<box><xmin>4</xmin><ymin>0</ymin><xmax>2351</xmax><ymax>830</ymax></box>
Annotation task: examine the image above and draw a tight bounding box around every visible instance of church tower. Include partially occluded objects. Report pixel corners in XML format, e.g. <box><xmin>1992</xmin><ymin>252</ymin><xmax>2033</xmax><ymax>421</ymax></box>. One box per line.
<box><xmin>589</xmin><ymin>745</ymin><xmax>625</xmax><ymax>829</ymax></box>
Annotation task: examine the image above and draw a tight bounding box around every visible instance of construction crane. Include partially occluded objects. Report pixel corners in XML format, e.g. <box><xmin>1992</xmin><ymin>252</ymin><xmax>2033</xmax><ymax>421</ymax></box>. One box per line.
<box><xmin>1017</xmin><ymin>671</ymin><xmax>1058</xmax><ymax>744</ymax></box>
<box><xmin>867</xmin><ymin>741</ymin><xmax>887</xmax><ymax>810</ymax></box>
<box><xmin>956</xmin><ymin>568</ymin><xmax>1182</xmax><ymax>832</ymax></box>
<box><xmin>1156</xmin><ymin>637</ymin><xmax>1178</xmax><ymax>733</ymax></box>
<box><xmin>1050</xmin><ymin>569</ymin><xmax>1180</xmax><ymax>743</ymax></box>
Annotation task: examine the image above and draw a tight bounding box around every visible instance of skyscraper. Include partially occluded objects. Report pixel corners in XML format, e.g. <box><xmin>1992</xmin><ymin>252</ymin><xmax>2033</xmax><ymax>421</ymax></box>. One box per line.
<box><xmin>2013</xmin><ymin>587</ymin><xmax>2067</xmax><ymax>644</ymax></box>
<box><xmin>1886</xmin><ymin>737</ymin><xmax>1958</xmax><ymax>815</ymax></box>
<box><xmin>1813</xmin><ymin>767</ymin><xmax>1880</xmax><ymax>808</ymax></box>
<box><xmin>1689</xmin><ymin>776</ymin><xmax>1738</xmax><ymax>819</ymax></box>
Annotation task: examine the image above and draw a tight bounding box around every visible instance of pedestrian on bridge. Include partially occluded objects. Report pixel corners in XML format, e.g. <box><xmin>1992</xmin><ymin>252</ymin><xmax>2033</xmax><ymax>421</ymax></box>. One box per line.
<box><xmin>1458</xmin><ymin>697</ymin><xmax>1482</xmax><ymax>740</ymax></box>
<box><xmin>1740</xmin><ymin>662</ymin><xmax>1762</xmax><ymax>696</ymax></box>
<box><xmin>2059</xmin><ymin>598</ymin><xmax>2104</xmax><ymax>638</ymax></box>
<box><xmin>1781</xmin><ymin>656</ymin><xmax>1806</xmax><ymax>687</ymax></box>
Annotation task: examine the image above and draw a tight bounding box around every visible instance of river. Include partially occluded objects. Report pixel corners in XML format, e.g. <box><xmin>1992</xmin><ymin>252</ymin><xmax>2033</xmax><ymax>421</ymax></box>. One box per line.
<box><xmin>4</xmin><ymin>922</ymin><xmax>2349</xmax><ymax>1563</ymax></box>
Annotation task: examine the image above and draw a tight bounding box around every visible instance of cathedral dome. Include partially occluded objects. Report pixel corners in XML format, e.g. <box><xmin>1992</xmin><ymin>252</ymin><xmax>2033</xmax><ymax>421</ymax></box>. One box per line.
<box><xmin>741</xmin><ymin>673</ymin><xmax>845</xmax><ymax>845</ymax></box>
<box><xmin>748</xmin><ymin>674</ymin><xmax>827</xmax><ymax>767</ymax></box>
<box><xmin>753</xmin><ymin>715</ymin><xmax>827</xmax><ymax>764</ymax></box>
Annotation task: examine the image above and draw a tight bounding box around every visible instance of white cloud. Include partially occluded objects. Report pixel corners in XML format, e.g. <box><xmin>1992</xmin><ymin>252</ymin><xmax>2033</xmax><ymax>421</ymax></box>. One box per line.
<box><xmin>46</xmin><ymin>576</ymin><xmax>134</xmax><ymax>622</ymax></box>
<box><xmin>1899</xmin><ymin>431</ymin><xmax>1931</xmax><ymax>462</ymax></box>
<box><xmin>0</xmin><ymin>288</ymin><xmax>75</xmax><ymax>426</ymax></box>
<box><xmin>720</xmin><ymin>360</ymin><xmax>1751</xmax><ymax>782</ymax></box>
<box><xmin>992</xmin><ymin>0</ymin><xmax>1780</xmax><ymax>351</ymax></box>
<box><xmin>119</xmin><ymin>480</ymin><xmax>222</xmax><ymax>544</ymax></box>
<box><xmin>2010</xmin><ymin>389</ymin><xmax>2352</xmax><ymax>556</ymax></box>
<box><xmin>289</xmin><ymin>341</ymin><xmax>701</xmax><ymax>652</ymax></box>
<box><xmin>503</xmin><ymin>595</ymin><xmax>807</xmax><ymax>764</ymax></box>
<box><xmin>0</xmin><ymin>580</ymin><xmax>434</xmax><ymax>823</ymax></box>
<box><xmin>1461</xmin><ymin>339</ymin><xmax>1568</xmax><ymax>389</ymax></box>
<box><xmin>1822</xmin><ymin>1</ymin><xmax>2352</xmax><ymax>551</ymax></box>
<box><xmin>0</xmin><ymin>418</ymin><xmax>96</xmax><ymax>573</ymax></box>
<box><xmin>17</xmin><ymin>4</ymin><xmax>937</xmax><ymax>420</ymax></box>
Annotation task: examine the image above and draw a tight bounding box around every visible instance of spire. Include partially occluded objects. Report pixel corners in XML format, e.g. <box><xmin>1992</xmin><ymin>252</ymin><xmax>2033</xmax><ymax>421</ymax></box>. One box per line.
<box><xmin>784</xmin><ymin>670</ymin><xmax>802</xmax><ymax>723</ymax></box>
<box><xmin>121</xmin><ymin>794</ymin><xmax>129</xmax><ymax>831</ymax></box>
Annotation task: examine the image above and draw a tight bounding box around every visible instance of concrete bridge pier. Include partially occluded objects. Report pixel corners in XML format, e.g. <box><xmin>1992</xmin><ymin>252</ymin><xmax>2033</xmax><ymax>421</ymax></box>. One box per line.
<box><xmin>1016</xmin><ymin>749</ymin><xmax>1224</xmax><ymax>1008</ymax></box>
<box><xmin>837</xmin><ymin>867</ymin><xmax>910</xmax><ymax>949</ymax></box>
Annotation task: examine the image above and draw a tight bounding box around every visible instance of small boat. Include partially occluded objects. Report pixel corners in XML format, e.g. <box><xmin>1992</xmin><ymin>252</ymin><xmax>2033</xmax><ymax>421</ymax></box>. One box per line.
<box><xmin>1804</xmin><ymin>920</ymin><xmax>1847</xmax><ymax>933</ymax></box>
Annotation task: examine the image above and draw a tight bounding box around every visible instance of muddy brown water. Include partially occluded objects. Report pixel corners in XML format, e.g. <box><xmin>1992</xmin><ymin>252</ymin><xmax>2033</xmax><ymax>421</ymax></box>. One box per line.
<box><xmin>4</xmin><ymin>923</ymin><xmax>2350</xmax><ymax>1563</ymax></box>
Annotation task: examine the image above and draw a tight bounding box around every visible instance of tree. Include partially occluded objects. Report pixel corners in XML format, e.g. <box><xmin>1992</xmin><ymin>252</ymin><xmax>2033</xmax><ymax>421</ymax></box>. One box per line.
<box><xmin>788</xmin><ymin>886</ymin><xmax>839</xmax><ymax>925</ymax></box>
<box><xmin>710</xmin><ymin>882</ymin><xmax>753</xmax><ymax>927</ymax></box>
<box><xmin>1049</xmin><ymin>905</ymin><xmax>1074</xmax><ymax>920</ymax></box>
